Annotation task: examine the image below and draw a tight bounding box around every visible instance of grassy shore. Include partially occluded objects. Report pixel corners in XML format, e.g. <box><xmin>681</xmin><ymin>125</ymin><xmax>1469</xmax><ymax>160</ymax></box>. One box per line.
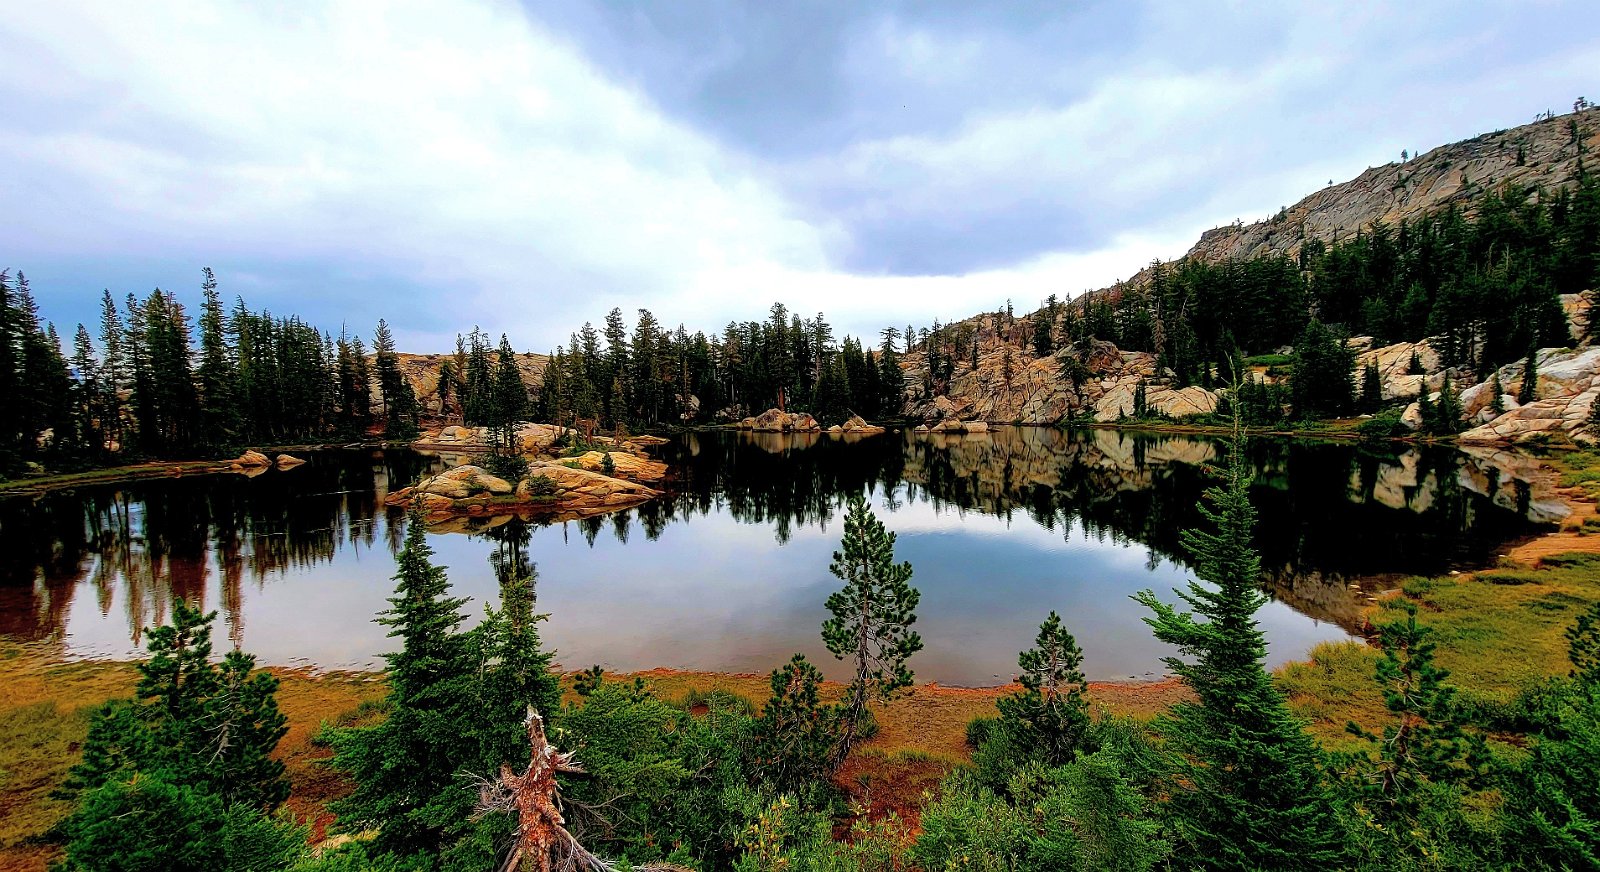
<box><xmin>5</xmin><ymin>535</ymin><xmax>1597</xmax><ymax>870</ymax></box>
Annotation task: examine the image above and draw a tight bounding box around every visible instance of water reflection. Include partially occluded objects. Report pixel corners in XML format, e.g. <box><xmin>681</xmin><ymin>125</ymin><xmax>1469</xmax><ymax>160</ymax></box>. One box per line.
<box><xmin>0</xmin><ymin>429</ymin><xmax>1557</xmax><ymax>684</ymax></box>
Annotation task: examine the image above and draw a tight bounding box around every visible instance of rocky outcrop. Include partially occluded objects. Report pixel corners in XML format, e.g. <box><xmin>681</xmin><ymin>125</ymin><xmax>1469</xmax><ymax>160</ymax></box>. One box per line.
<box><xmin>386</xmin><ymin>462</ymin><xmax>660</xmax><ymax>521</ymax></box>
<box><xmin>839</xmin><ymin>415</ymin><xmax>886</xmax><ymax>436</ymax></box>
<box><xmin>231</xmin><ymin>450</ymin><xmax>271</xmax><ymax>469</ymax></box>
<box><xmin>275</xmin><ymin>453</ymin><xmax>306</xmax><ymax>468</ymax></box>
<box><xmin>1352</xmin><ymin>339</ymin><xmax>1445</xmax><ymax>401</ymax></box>
<box><xmin>1458</xmin><ymin>347</ymin><xmax>1600</xmax><ymax>445</ymax></box>
<box><xmin>898</xmin><ymin>333</ymin><xmax>1219</xmax><ymax>425</ymax></box>
<box><xmin>406</xmin><ymin>465</ymin><xmax>515</xmax><ymax>499</ymax></box>
<box><xmin>562</xmin><ymin>450</ymin><xmax>667</xmax><ymax>483</ymax></box>
<box><xmin>1173</xmin><ymin>109</ymin><xmax>1600</xmax><ymax>269</ymax></box>
<box><xmin>382</xmin><ymin>352</ymin><xmax>548</xmax><ymax>419</ymax></box>
<box><xmin>739</xmin><ymin>409</ymin><xmax>823</xmax><ymax>432</ymax></box>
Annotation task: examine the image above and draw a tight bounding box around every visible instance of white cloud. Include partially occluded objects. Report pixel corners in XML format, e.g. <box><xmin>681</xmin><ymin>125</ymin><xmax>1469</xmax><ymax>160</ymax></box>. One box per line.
<box><xmin>4</xmin><ymin>0</ymin><xmax>1597</xmax><ymax>350</ymax></box>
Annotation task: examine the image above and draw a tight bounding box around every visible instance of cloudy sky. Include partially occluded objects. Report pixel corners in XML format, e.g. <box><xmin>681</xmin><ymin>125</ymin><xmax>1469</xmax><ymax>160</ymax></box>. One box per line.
<box><xmin>4</xmin><ymin>2</ymin><xmax>1595</xmax><ymax>351</ymax></box>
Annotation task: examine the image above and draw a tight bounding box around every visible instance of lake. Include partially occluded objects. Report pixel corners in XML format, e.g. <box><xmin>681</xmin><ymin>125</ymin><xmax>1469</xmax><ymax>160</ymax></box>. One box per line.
<box><xmin>0</xmin><ymin>427</ymin><xmax>1561</xmax><ymax>685</ymax></box>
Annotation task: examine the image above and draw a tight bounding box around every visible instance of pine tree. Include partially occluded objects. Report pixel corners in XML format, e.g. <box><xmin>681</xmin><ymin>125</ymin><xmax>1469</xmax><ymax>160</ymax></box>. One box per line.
<box><xmin>821</xmin><ymin>494</ymin><xmax>922</xmax><ymax>764</ymax></box>
<box><xmin>995</xmin><ymin>611</ymin><xmax>1091</xmax><ymax>766</ymax></box>
<box><xmin>490</xmin><ymin>335</ymin><xmax>528</xmax><ymax>453</ymax></box>
<box><xmin>751</xmin><ymin>654</ymin><xmax>839</xmax><ymax>793</ymax></box>
<box><xmin>1519</xmin><ymin>344</ymin><xmax>1540</xmax><ymax>404</ymax></box>
<box><xmin>95</xmin><ymin>289</ymin><xmax>126</xmax><ymax>453</ymax></box>
<box><xmin>1133</xmin><ymin>422</ymin><xmax>1343</xmax><ymax>869</ymax></box>
<box><xmin>1033</xmin><ymin>297</ymin><xmax>1056</xmax><ymax>356</ymax></box>
<box><xmin>1290</xmin><ymin>319</ymin><xmax>1355</xmax><ymax>418</ymax></box>
<box><xmin>62</xmin><ymin>603</ymin><xmax>288</xmax><ymax>810</ymax></box>
<box><xmin>71</xmin><ymin>324</ymin><xmax>101</xmax><ymax>458</ymax></box>
<box><xmin>329</xmin><ymin>509</ymin><xmax>482</xmax><ymax>855</ymax></box>
<box><xmin>1431</xmin><ymin>371</ymin><xmax>1462</xmax><ymax>435</ymax></box>
<box><xmin>477</xmin><ymin>521</ymin><xmax>560</xmax><ymax>773</ymax></box>
<box><xmin>1336</xmin><ymin>602</ymin><xmax>1485</xmax><ymax>863</ymax></box>
<box><xmin>1490</xmin><ymin>371</ymin><xmax>1507</xmax><ymax>416</ymax></box>
<box><xmin>877</xmin><ymin>335</ymin><xmax>904</xmax><ymax>417</ymax></box>
<box><xmin>810</xmin><ymin>354</ymin><xmax>851</xmax><ymax>424</ymax></box>
<box><xmin>0</xmin><ymin>271</ymin><xmax>19</xmax><ymax>472</ymax></box>
<box><xmin>195</xmin><ymin>268</ymin><xmax>241</xmax><ymax>453</ymax></box>
<box><xmin>372</xmin><ymin>318</ymin><xmax>417</xmax><ymax>438</ymax></box>
<box><xmin>1500</xmin><ymin>605</ymin><xmax>1600</xmax><ymax>868</ymax></box>
<box><xmin>1360</xmin><ymin>362</ymin><xmax>1383</xmax><ymax>412</ymax></box>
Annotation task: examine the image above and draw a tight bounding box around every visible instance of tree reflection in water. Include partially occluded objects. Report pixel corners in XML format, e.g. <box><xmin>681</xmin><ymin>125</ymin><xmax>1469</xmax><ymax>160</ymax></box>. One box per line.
<box><xmin>0</xmin><ymin>429</ymin><xmax>1556</xmax><ymax>663</ymax></box>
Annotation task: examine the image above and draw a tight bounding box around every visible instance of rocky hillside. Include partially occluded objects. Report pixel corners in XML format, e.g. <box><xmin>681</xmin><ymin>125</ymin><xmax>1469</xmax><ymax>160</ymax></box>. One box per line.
<box><xmin>897</xmin><ymin>109</ymin><xmax>1599</xmax><ymax>433</ymax></box>
<box><xmin>1105</xmin><ymin>108</ymin><xmax>1600</xmax><ymax>296</ymax></box>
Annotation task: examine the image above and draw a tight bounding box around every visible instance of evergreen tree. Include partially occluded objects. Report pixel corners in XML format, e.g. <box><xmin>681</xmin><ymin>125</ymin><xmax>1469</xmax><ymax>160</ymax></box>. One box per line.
<box><xmin>810</xmin><ymin>354</ymin><xmax>851</xmax><ymax>424</ymax></box>
<box><xmin>0</xmin><ymin>271</ymin><xmax>19</xmax><ymax>472</ymax></box>
<box><xmin>1518</xmin><ymin>344</ymin><xmax>1541</xmax><ymax>404</ymax></box>
<box><xmin>1490</xmin><ymin>371</ymin><xmax>1506</xmax><ymax>416</ymax></box>
<box><xmin>1033</xmin><ymin>296</ymin><xmax>1056</xmax><ymax>356</ymax></box>
<box><xmin>1360</xmin><ymin>362</ymin><xmax>1383</xmax><ymax>412</ymax></box>
<box><xmin>1336</xmin><ymin>602</ymin><xmax>1486</xmax><ymax>864</ymax></box>
<box><xmin>58</xmin><ymin>603</ymin><xmax>292</xmax><ymax>871</ymax></box>
<box><xmin>751</xmin><ymin>654</ymin><xmax>839</xmax><ymax>793</ymax></box>
<box><xmin>489</xmin><ymin>334</ymin><xmax>528</xmax><ymax>453</ymax></box>
<box><xmin>877</xmin><ymin>335</ymin><xmax>904</xmax><ymax>418</ymax></box>
<box><xmin>372</xmin><ymin>318</ymin><xmax>417</xmax><ymax>438</ymax></box>
<box><xmin>95</xmin><ymin>289</ymin><xmax>127</xmax><ymax>453</ymax></box>
<box><xmin>1290</xmin><ymin>319</ymin><xmax>1356</xmax><ymax>419</ymax></box>
<box><xmin>329</xmin><ymin>509</ymin><xmax>481</xmax><ymax>855</ymax></box>
<box><xmin>71</xmin><ymin>324</ymin><xmax>102</xmax><ymax>459</ymax></box>
<box><xmin>995</xmin><ymin>611</ymin><xmax>1091</xmax><ymax>767</ymax></box>
<box><xmin>477</xmin><ymin>521</ymin><xmax>561</xmax><ymax>773</ymax></box>
<box><xmin>1133</xmin><ymin>423</ymin><xmax>1343</xmax><ymax>869</ymax></box>
<box><xmin>1500</xmin><ymin>605</ymin><xmax>1600</xmax><ymax>868</ymax></box>
<box><xmin>1427</xmin><ymin>372</ymin><xmax>1463</xmax><ymax>435</ymax></box>
<box><xmin>821</xmin><ymin>494</ymin><xmax>923</xmax><ymax>764</ymax></box>
<box><xmin>195</xmin><ymin>268</ymin><xmax>241</xmax><ymax>452</ymax></box>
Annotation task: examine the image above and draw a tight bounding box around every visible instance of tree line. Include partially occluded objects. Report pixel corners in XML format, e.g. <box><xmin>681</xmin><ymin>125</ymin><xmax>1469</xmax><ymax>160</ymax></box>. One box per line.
<box><xmin>0</xmin><ymin>268</ymin><xmax>419</xmax><ymax>477</ymax></box>
<box><xmin>1048</xmin><ymin>166</ymin><xmax>1598</xmax><ymax>390</ymax></box>
<box><xmin>525</xmin><ymin>302</ymin><xmax>910</xmax><ymax>431</ymax></box>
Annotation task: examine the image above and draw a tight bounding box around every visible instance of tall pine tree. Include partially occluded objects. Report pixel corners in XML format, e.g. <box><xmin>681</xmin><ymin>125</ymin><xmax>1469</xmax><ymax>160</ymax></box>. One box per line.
<box><xmin>1133</xmin><ymin>421</ymin><xmax>1343</xmax><ymax>869</ymax></box>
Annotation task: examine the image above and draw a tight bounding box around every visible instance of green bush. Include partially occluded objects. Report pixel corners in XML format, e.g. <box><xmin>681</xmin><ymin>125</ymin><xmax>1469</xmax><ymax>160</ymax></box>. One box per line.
<box><xmin>62</xmin><ymin>775</ymin><xmax>305</xmax><ymax>872</ymax></box>
<box><xmin>1356</xmin><ymin>409</ymin><xmax>1410</xmax><ymax>440</ymax></box>
<box><xmin>471</xmin><ymin>450</ymin><xmax>527</xmax><ymax>482</ymax></box>
<box><xmin>965</xmin><ymin>715</ymin><xmax>997</xmax><ymax>749</ymax></box>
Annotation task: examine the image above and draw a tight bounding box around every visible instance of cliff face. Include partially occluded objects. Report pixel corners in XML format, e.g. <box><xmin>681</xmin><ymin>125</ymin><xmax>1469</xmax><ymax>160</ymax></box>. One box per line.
<box><xmin>380</xmin><ymin>352</ymin><xmax>549</xmax><ymax>418</ymax></box>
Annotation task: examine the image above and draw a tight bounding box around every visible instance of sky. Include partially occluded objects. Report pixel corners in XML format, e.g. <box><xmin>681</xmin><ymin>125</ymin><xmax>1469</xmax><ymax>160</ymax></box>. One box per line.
<box><xmin>3</xmin><ymin>2</ymin><xmax>1596</xmax><ymax>352</ymax></box>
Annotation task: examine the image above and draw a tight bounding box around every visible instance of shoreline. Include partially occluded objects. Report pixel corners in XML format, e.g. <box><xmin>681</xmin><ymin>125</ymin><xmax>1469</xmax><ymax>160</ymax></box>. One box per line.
<box><xmin>0</xmin><ymin>418</ymin><xmax>1548</xmax><ymax>498</ymax></box>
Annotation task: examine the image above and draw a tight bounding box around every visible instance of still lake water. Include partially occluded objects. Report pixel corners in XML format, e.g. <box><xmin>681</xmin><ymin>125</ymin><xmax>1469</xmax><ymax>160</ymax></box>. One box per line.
<box><xmin>0</xmin><ymin>427</ymin><xmax>1561</xmax><ymax>685</ymax></box>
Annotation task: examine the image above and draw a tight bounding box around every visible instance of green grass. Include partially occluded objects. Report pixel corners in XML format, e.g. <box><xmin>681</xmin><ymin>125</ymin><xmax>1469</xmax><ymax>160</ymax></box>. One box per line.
<box><xmin>1279</xmin><ymin>553</ymin><xmax>1600</xmax><ymax>747</ymax></box>
<box><xmin>0</xmin><ymin>701</ymin><xmax>90</xmax><ymax>853</ymax></box>
<box><xmin>1278</xmin><ymin>641</ymin><xmax>1387</xmax><ymax>749</ymax></box>
<box><xmin>1552</xmin><ymin>446</ymin><xmax>1600</xmax><ymax>499</ymax></box>
<box><xmin>1243</xmin><ymin>353</ymin><xmax>1293</xmax><ymax>368</ymax></box>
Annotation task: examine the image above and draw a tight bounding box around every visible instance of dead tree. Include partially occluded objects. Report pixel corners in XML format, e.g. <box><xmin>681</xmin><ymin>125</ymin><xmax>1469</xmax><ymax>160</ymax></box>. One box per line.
<box><xmin>474</xmin><ymin>708</ymin><xmax>688</xmax><ymax>872</ymax></box>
